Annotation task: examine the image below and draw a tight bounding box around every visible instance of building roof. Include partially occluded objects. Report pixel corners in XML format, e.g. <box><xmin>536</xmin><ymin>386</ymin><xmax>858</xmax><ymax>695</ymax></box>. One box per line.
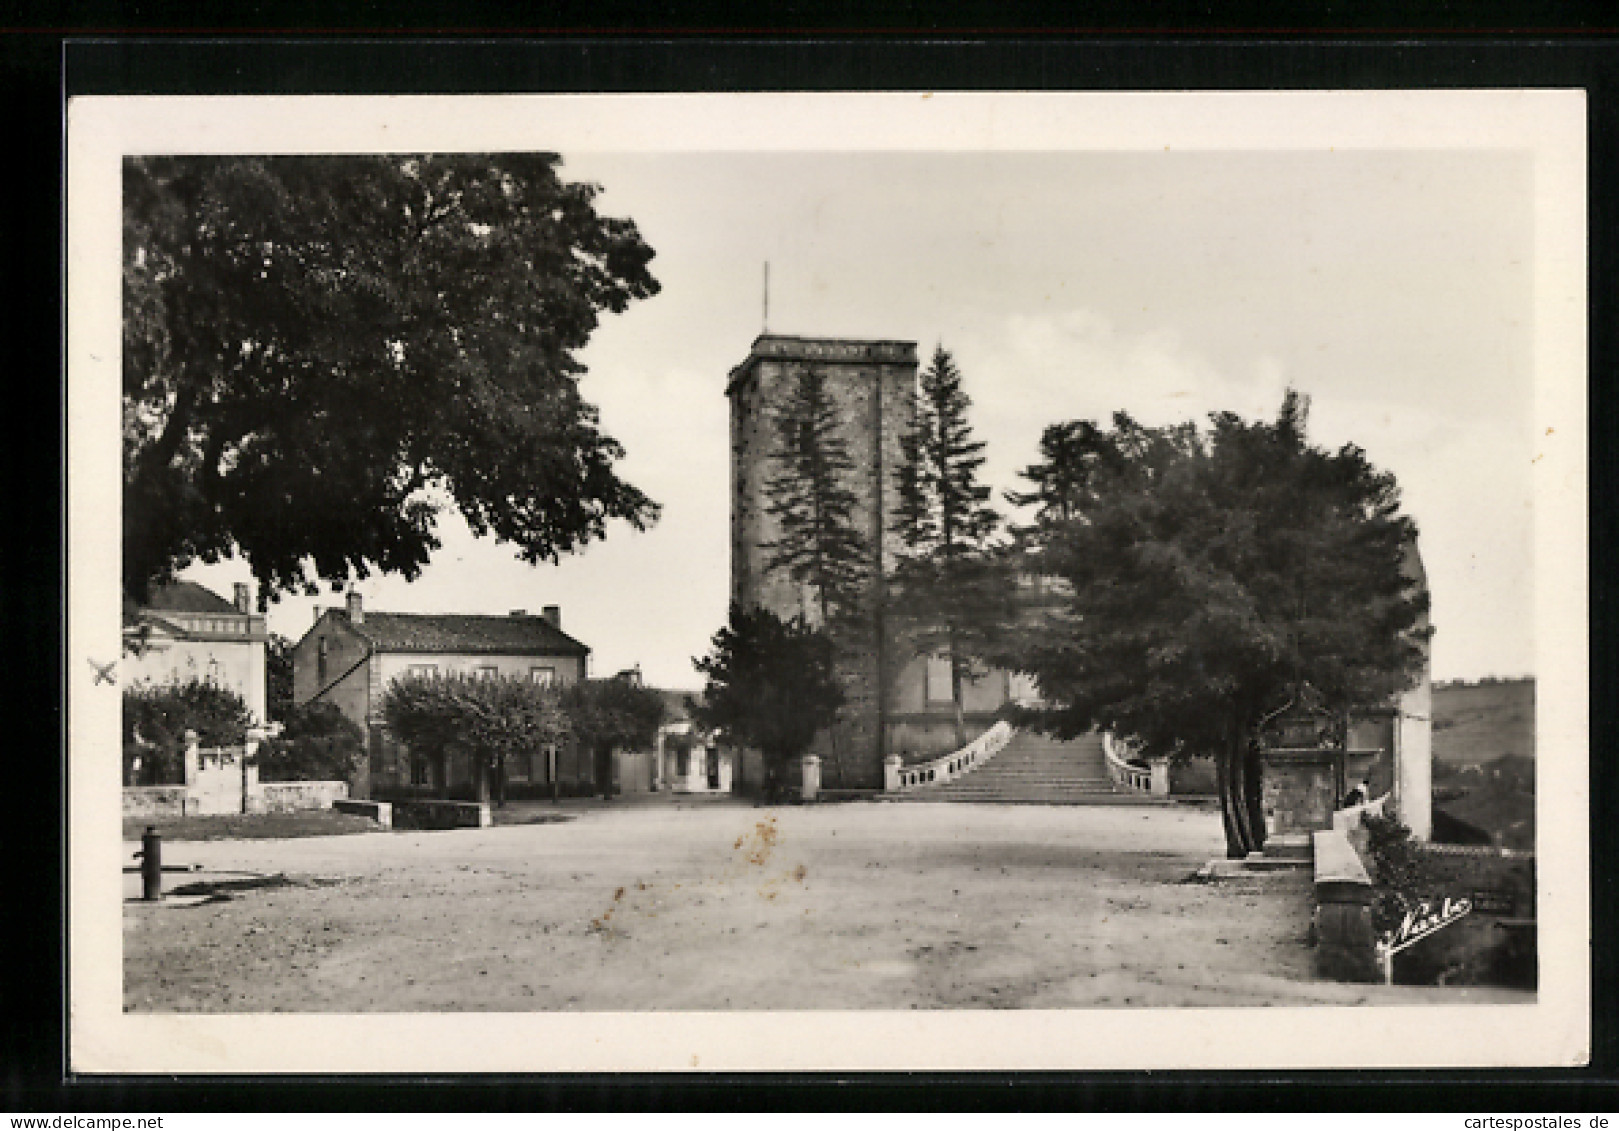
<box><xmin>134</xmin><ymin>581</ymin><xmax>241</xmax><ymax>615</ymax></box>
<box><xmin>655</xmin><ymin>687</ymin><xmax>702</xmax><ymax>720</ymax></box>
<box><xmin>348</xmin><ymin>611</ymin><xmax>590</xmax><ymax>657</ymax></box>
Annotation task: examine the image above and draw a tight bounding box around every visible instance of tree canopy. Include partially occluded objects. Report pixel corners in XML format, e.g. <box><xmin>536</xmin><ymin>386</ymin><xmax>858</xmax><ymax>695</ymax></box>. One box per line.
<box><xmin>691</xmin><ymin>603</ymin><xmax>844</xmax><ymax>801</ymax></box>
<box><xmin>123</xmin><ymin>678</ymin><xmax>254</xmax><ymax>786</ymax></box>
<box><xmin>124</xmin><ymin>154</ymin><xmax>661</xmax><ymax>605</ymax></box>
<box><xmin>380</xmin><ymin>672</ymin><xmax>570</xmax><ymax>803</ymax></box>
<box><xmin>558</xmin><ymin>676</ymin><xmax>668</xmax><ymax>798</ymax></box>
<box><xmin>253</xmin><ymin>701</ymin><xmax>366</xmax><ymax>784</ymax></box>
<box><xmin>1011</xmin><ymin>392</ymin><xmax>1430</xmax><ymax>857</ymax></box>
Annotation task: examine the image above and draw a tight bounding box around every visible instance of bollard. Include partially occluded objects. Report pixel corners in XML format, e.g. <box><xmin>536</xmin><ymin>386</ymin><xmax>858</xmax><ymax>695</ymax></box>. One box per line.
<box><xmin>137</xmin><ymin>826</ymin><xmax>163</xmax><ymax>901</ymax></box>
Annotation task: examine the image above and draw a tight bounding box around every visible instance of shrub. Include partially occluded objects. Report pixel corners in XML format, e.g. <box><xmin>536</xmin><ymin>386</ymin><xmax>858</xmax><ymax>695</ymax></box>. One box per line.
<box><xmin>123</xmin><ymin>679</ymin><xmax>253</xmax><ymax>785</ymax></box>
<box><xmin>1363</xmin><ymin>811</ymin><xmax>1536</xmax><ymax>988</ymax></box>
<box><xmin>254</xmin><ymin>702</ymin><xmax>365</xmax><ymax>782</ymax></box>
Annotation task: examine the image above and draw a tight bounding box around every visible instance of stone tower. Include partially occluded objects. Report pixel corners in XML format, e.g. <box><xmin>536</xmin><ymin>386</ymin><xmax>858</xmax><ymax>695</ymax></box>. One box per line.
<box><xmin>727</xmin><ymin>334</ymin><xmax>919</xmax><ymax>788</ymax></box>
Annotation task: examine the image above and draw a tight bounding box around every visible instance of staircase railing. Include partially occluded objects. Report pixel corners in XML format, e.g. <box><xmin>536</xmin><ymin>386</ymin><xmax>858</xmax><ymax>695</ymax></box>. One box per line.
<box><xmin>1102</xmin><ymin>732</ymin><xmax>1153</xmax><ymax>793</ymax></box>
<box><xmin>886</xmin><ymin>720</ymin><xmax>1014</xmax><ymax>792</ymax></box>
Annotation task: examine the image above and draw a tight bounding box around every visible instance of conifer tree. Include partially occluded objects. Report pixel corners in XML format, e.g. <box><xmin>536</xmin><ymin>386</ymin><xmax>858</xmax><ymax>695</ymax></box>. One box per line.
<box><xmin>890</xmin><ymin>346</ymin><xmax>1016</xmax><ymax>745</ymax></box>
<box><xmin>761</xmin><ymin>364</ymin><xmax>870</xmax><ymax>628</ymax></box>
<box><xmin>692</xmin><ymin>604</ymin><xmax>844</xmax><ymax>803</ymax></box>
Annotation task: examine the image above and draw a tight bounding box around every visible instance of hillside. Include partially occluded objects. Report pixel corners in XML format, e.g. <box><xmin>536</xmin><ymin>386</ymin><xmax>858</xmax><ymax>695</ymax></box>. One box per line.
<box><xmin>1431</xmin><ymin>678</ymin><xmax>1535</xmax><ymax>765</ymax></box>
<box><xmin>1430</xmin><ymin>678</ymin><xmax>1535</xmax><ymax>850</ymax></box>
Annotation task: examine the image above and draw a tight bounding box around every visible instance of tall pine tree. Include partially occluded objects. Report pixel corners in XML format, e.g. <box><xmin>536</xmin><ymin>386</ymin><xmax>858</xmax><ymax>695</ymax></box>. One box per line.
<box><xmin>761</xmin><ymin>364</ymin><xmax>870</xmax><ymax>627</ymax></box>
<box><xmin>891</xmin><ymin>346</ymin><xmax>1016</xmax><ymax>745</ymax></box>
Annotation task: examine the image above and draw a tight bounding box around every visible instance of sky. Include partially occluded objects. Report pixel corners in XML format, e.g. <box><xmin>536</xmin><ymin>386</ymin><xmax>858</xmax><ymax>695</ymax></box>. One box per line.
<box><xmin>180</xmin><ymin>148</ymin><xmax>1537</xmax><ymax>689</ymax></box>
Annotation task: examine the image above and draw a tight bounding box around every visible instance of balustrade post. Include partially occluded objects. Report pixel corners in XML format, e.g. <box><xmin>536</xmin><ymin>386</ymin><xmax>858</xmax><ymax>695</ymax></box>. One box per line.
<box><xmin>1149</xmin><ymin>758</ymin><xmax>1171</xmax><ymax>797</ymax></box>
<box><xmin>883</xmin><ymin>754</ymin><xmax>903</xmax><ymax>793</ymax></box>
<box><xmin>800</xmin><ymin>754</ymin><xmax>821</xmax><ymax>802</ymax></box>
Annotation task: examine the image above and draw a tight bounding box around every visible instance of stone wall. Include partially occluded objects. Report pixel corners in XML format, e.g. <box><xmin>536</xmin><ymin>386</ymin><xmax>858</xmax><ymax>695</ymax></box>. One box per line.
<box><xmin>123</xmin><ymin>786</ymin><xmax>189</xmax><ymax>818</ymax></box>
<box><xmin>249</xmin><ymin>780</ymin><xmax>349</xmax><ymax>813</ymax></box>
<box><xmin>391</xmin><ymin>799</ymin><xmax>492</xmax><ymax>830</ymax></box>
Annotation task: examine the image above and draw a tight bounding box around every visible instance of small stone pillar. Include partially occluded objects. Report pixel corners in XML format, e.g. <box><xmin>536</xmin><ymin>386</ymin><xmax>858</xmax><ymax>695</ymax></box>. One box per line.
<box><xmin>1149</xmin><ymin>758</ymin><xmax>1171</xmax><ymax>797</ymax></box>
<box><xmin>883</xmin><ymin>754</ymin><xmax>903</xmax><ymax>793</ymax></box>
<box><xmin>800</xmin><ymin>754</ymin><xmax>821</xmax><ymax>801</ymax></box>
<box><xmin>717</xmin><ymin>749</ymin><xmax>733</xmax><ymax>793</ymax></box>
<box><xmin>182</xmin><ymin>729</ymin><xmax>201</xmax><ymax>786</ymax></box>
<box><xmin>243</xmin><ymin>725</ymin><xmax>267</xmax><ymax>813</ymax></box>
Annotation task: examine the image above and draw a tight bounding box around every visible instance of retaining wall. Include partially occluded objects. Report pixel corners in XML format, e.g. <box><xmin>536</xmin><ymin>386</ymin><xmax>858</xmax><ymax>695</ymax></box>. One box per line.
<box><xmin>123</xmin><ymin>786</ymin><xmax>189</xmax><ymax>819</ymax></box>
<box><xmin>391</xmin><ymin>798</ymin><xmax>492</xmax><ymax>830</ymax></box>
<box><xmin>250</xmin><ymin>780</ymin><xmax>349</xmax><ymax>814</ymax></box>
<box><xmin>333</xmin><ymin>798</ymin><xmax>393</xmax><ymax>829</ymax></box>
<box><xmin>1312</xmin><ymin>828</ymin><xmax>1380</xmax><ymax>982</ymax></box>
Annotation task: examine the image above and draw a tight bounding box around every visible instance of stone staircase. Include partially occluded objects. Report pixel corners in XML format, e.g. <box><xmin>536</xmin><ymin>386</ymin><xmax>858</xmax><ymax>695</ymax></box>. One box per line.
<box><xmin>890</xmin><ymin>728</ymin><xmax>1163</xmax><ymax>805</ymax></box>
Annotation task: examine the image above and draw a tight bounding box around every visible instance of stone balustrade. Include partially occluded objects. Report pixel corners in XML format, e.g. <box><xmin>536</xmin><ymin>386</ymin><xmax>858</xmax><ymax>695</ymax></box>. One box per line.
<box><xmin>883</xmin><ymin>720</ymin><xmax>1013</xmax><ymax>792</ymax></box>
<box><xmin>1102</xmin><ymin>732</ymin><xmax>1155</xmax><ymax>793</ymax></box>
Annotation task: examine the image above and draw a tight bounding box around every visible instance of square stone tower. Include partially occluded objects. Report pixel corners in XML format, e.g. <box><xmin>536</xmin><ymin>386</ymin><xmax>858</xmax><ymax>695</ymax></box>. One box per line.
<box><xmin>727</xmin><ymin>334</ymin><xmax>919</xmax><ymax>788</ymax></box>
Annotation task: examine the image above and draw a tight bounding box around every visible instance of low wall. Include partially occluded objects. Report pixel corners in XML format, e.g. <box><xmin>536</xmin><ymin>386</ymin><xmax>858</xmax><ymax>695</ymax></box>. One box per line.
<box><xmin>250</xmin><ymin>780</ymin><xmax>349</xmax><ymax>814</ymax></box>
<box><xmin>333</xmin><ymin>798</ymin><xmax>393</xmax><ymax>829</ymax></box>
<box><xmin>1312</xmin><ymin>828</ymin><xmax>1381</xmax><ymax>982</ymax></box>
<box><xmin>124</xmin><ymin>780</ymin><xmax>350</xmax><ymax>817</ymax></box>
<box><xmin>391</xmin><ymin>798</ymin><xmax>492</xmax><ymax>830</ymax></box>
<box><xmin>123</xmin><ymin>786</ymin><xmax>189</xmax><ymax>819</ymax></box>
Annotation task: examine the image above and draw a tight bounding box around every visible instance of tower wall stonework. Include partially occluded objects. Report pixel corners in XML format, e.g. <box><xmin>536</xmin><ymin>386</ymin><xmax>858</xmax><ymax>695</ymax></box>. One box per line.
<box><xmin>728</xmin><ymin>335</ymin><xmax>918</xmax><ymax>789</ymax></box>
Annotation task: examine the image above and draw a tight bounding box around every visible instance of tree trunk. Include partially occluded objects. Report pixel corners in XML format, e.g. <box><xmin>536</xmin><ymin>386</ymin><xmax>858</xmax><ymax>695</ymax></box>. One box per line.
<box><xmin>1241</xmin><ymin>737</ymin><xmax>1267</xmax><ymax>851</ymax></box>
<box><xmin>1227</xmin><ymin>728</ymin><xmax>1260</xmax><ymax>857</ymax></box>
<box><xmin>595</xmin><ymin>743</ymin><xmax>614</xmax><ymax>800</ymax></box>
<box><xmin>494</xmin><ymin>755</ymin><xmax>507</xmax><ymax>808</ymax></box>
<box><xmin>1213</xmin><ymin>744</ymin><xmax>1247</xmax><ymax>859</ymax></box>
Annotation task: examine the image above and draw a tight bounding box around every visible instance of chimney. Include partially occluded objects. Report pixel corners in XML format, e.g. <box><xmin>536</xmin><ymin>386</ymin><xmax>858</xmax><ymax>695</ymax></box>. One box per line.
<box><xmin>542</xmin><ymin>605</ymin><xmax>561</xmax><ymax>628</ymax></box>
<box><xmin>233</xmin><ymin>582</ymin><xmax>251</xmax><ymax>614</ymax></box>
<box><xmin>346</xmin><ymin>590</ymin><xmax>364</xmax><ymax>626</ymax></box>
<box><xmin>509</xmin><ymin>609</ymin><xmax>527</xmax><ymax>617</ymax></box>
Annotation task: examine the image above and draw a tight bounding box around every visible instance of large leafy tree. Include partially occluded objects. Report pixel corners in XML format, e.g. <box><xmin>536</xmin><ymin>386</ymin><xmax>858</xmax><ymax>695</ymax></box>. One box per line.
<box><xmin>691</xmin><ymin>604</ymin><xmax>844</xmax><ymax>803</ymax></box>
<box><xmin>558</xmin><ymin>676</ymin><xmax>667</xmax><ymax>800</ymax></box>
<box><xmin>890</xmin><ymin>346</ymin><xmax>1017</xmax><ymax>744</ymax></box>
<box><xmin>1011</xmin><ymin>392</ymin><xmax>1430</xmax><ymax>858</ymax></box>
<box><xmin>762</xmin><ymin>364</ymin><xmax>869</xmax><ymax>628</ymax></box>
<box><xmin>124</xmin><ymin>154</ymin><xmax>660</xmax><ymax>605</ymax></box>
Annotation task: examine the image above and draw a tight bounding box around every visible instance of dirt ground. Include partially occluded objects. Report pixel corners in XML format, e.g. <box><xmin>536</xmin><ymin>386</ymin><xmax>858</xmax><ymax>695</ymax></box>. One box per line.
<box><xmin>122</xmin><ymin>799</ymin><xmax>1526</xmax><ymax>1011</ymax></box>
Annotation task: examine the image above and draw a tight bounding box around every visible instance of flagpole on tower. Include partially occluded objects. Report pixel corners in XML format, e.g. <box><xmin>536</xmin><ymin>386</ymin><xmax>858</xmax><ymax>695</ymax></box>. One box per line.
<box><xmin>762</xmin><ymin>261</ymin><xmax>770</xmax><ymax>333</ymax></box>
